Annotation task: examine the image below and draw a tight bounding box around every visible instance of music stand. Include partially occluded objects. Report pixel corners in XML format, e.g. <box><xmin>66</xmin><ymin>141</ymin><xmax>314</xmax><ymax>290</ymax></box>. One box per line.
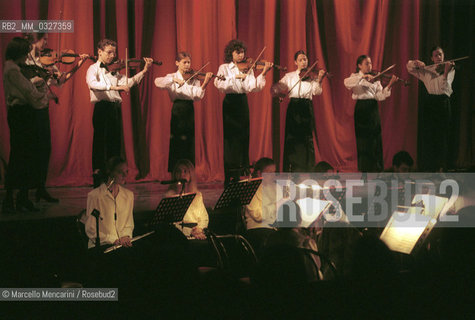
<box><xmin>149</xmin><ymin>193</ymin><xmax>196</xmax><ymax>228</ymax></box>
<box><xmin>214</xmin><ymin>178</ymin><xmax>262</xmax><ymax>210</ymax></box>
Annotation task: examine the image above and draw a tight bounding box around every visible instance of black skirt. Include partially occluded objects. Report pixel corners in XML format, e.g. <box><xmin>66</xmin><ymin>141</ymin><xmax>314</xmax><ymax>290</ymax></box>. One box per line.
<box><xmin>5</xmin><ymin>104</ymin><xmax>39</xmax><ymax>190</ymax></box>
<box><xmin>418</xmin><ymin>94</ymin><xmax>451</xmax><ymax>171</ymax></box>
<box><xmin>222</xmin><ymin>94</ymin><xmax>250</xmax><ymax>178</ymax></box>
<box><xmin>354</xmin><ymin>99</ymin><xmax>383</xmax><ymax>172</ymax></box>
<box><xmin>283</xmin><ymin>98</ymin><xmax>316</xmax><ymax>172</ymax></box>
<box><xmin>168</xmin><ymin>99</ymin><xmax>195</xmax><ymax>172</ymax></box>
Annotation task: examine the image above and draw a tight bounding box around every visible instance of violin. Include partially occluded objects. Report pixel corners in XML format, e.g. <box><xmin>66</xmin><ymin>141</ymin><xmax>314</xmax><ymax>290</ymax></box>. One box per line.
<box><xmin>107</xmin><ymin>58</ymin><xmax>162</xmax><ymax>73</ymax></box>
<box><xmin>39</xmin><ymin>48</ymin><xmax>96</xmax><ymax>66</ymax></box>
<box><xmin>235</xmin><ymin>58</ymin><xmax>287</xmax><ymax>73</ymax></box>
<box><xmin>414</xmin><ymin>56</ymin><xmax>468</xmax><ymax>75</ymax></box>
<box><xmin>299</xmin><ymin>67</ymin><xmax>332</xmax><ymax>81</ymax></box>
<box><xmin>20</xmin><ymin>64</ymin><xmax>56</xmax><ymax>81</ymax></box>
<box><xmin>365</xmin><ymin>70</ymin><xmax>410</xmax><ymax>86</ymax></box>
<box><xmin>19</xmin><ymin>64</ymin><xmax>59</xmax><ymax>103</ymax></box>
<box><xmin>183</xmin><ymin>70</ymin><xmax>225</xmax><ymax>81</ymax></box>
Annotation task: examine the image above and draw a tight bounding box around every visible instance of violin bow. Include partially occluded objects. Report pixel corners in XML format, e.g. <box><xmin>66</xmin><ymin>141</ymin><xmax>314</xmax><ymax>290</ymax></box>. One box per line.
<box><xmin>423</xmin><ymin>56</ymin><xmax>469</xmax><ymax>69</ymax></box>
<box><xmin>418</xmin><ymin>56</ymin><xmax>469</xmax><ymax>75</ymax></box>
<box><xmin>286</xmin><ymin>60</ymin><xmax>319</xmax><ymax>96</ymax></box>
<box><xmin>246</xmin><ymin>46</ymin><xmax>267</xmax><ymax>76</ymax></box>
<box><xmin>180</xmin><ymin>61</ymin><xmax>210</xmax><ymax>88</ymax></box>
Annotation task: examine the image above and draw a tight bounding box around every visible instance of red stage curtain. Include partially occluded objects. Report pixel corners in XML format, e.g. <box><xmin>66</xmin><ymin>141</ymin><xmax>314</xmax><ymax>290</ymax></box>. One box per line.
<box><xmin>0</xmin><ymin>0</ymin><xmax>472</xmax><ymax>186</ymax></box>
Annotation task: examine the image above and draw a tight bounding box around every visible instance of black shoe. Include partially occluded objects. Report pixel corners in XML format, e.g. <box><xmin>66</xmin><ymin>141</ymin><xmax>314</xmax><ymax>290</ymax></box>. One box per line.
<box><xmin>36</xmin><ymin>189</ymin><xmax>59</xmax><ymax>203</ymax></box>
<box><xmin>2</xmin><ymin>198</ymin><xmax>15</xmax><ymax>214</ymax></box>
<box><xmin>16</xmin><ymin>198</ymin><xmax>40</xmax><ymax>212</ymax></box>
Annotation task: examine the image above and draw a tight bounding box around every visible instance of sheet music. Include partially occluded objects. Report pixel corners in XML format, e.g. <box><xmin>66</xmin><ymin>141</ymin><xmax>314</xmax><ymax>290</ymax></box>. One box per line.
<box><xmin>380</xmin><ymin>211</ymin><xmax>430</xmax><ymax>254</ymax></box>
<box><xmin>412</xmin><ymin>194</ymin><xmax>449</xmax><ymax>219</ymax></box>
<box><xmin>295</xmin><ymin>198</ymin><xmax>332</xmax><ymax>228</ymax></box>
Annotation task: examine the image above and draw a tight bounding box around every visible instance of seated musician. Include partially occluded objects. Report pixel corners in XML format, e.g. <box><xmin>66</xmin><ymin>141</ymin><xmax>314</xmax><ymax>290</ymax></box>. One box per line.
<box><xmin>85</xmin><ymin>157</ymin><xmax>134</xmax><ymax>249</ymax></box>
<box><xmin>391</xmin><ymin>150</ymin><xmax>414</xmax><ymax>173</ymax></box>
<box><xmin>165</xmin><ymin>159</ymin><xmax>209</xmax><ymax>240</ymax></box>
<box><xmin>262</xmin><ymin>200</ymin><xmax>322</xmax><ymax>281</ymax></box>
<box><xmin>244</xmin><ymin>157</ymin><xmax>277</xmax><ymax>256</ymax></box>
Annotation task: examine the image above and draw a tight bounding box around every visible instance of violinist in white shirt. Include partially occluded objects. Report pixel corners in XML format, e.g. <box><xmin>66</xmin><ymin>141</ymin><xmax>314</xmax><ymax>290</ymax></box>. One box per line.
<box><xmin>25</xmin><ymin>32</ymin><xmax>89</xmax><ymax>204</ymax></box>
<box><xmin>154</xmin><ymin>52</ymin><xmax>213</xmax><ymax>172</ymax></box>
<box><xmin>86</xmin><ymin>39</ymin><xmax>152</xmax><ymax>187</ymax></box>
<box><xmin>214</xmin><ymin>39</ymin><xmax>273</xmax><ymax>185</ymax></box>
<box><xmin>407</xmin><ymin>46</ymin><xmax>455</xmax><ymax>172</ymax></box>
<box><xmin>279</xmin><ymin>50</ymin><xmax>326</xmax><ymax>172</ymax></box>
<box><xmin>344</xmin><ymin>55</ymin><xmax>397</xmax><ymax>172</ymax></box>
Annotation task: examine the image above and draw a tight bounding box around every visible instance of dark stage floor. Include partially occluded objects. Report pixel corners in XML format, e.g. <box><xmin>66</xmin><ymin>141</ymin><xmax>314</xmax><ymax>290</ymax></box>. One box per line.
<box><xmin>0</xmin><ymin>182</ymin><xmax>225</xmax><ymax>222</ymax></box>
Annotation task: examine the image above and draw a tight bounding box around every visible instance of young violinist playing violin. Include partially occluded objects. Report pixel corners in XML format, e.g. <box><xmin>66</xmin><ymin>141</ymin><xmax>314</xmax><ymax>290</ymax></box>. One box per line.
<box><xmin>279</xmin><ymin>50</ymin><xmax>326</xmax><ymax>172</ymax></box>
<box><xmin>154</xmin><ymin>52</ymin><xmax>213</xmax><ymax>172</ymax></box>
<box><xmin>25</xmin><ymin>33</ymin><xmax>89</xmax><ymax>203</ymax></box>
<box><xmin>344</xmin><ymin>55</ymin><xmax>397</xmax><ymax>172</ymax></box>
<box><xmin>214</xmin><ymin>39</ymin><xmax>273</xmax><ymax>185</ymax></box>
<box><xmin>406</xmin><ymin>46</ymin><xmax>455</xmax><ymax>172</ymax></box>
<box><xmin>86</xmin><ymin>39</ymin><xmax>152</xmax><ymax>187</ymax></box>
<box><xmin>2</xmin><ymin>37</ymin><xmax>51</xmax><ymax>213</ymax></box>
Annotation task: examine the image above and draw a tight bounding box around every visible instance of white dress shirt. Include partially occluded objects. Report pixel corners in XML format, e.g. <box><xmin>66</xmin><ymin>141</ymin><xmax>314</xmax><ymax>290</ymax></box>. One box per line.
<box><xmin>154</xmin><ymin>71</ymin><xmax>204</xmax><ymax>101</ymax></box>
<box><xmin>344</xmin><ymin>71</ymin><xmax>391</xmax><ymax>101</ymax></box>
<box><xmin>85</xmin><ymin>183</ymin><xmax>134</xmax><ymax>248</ymax></box>
<box><xmin>164</xmin><ymin>191</ymin><xmax>209</xmax><ymax>238</ymax></box>
<box><xmin>214</xmin><ymin>62</ymin><xmax>266</xmax><ymax>94</ymax></box>
<box><xmin>3</xmin><ymin>60</ymin><xmax>49</xmax><ymax>109</ymax></box>
<box><xmin>406</xmin><ymin>60</ymin><xmax>455</xmax><ymax>97</ymax></box>
<box><xmin>279</xmin><ymin>70</ymin><xmax>322</xmax><ymax>99</ymax></box>
<box><xmin>86</xmin><ymin>60</ymin><xmax>146</xmax><ymax>103</ymax></box>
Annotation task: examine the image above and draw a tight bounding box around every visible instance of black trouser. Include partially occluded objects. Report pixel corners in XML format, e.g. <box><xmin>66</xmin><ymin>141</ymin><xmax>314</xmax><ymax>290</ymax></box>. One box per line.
<box><xmin>5</xmin><ymin>104</ymin><xmax>38</xmax><ymax>191</ymax></box>
<box><xmin>92</xmin><ymin>101</ymin><xmax>122</xmax><ymax>174</ymax></box>
<box><xmin>34</xmin><ymin>107</ymin><xmax>51</xmax><ymax>189</ymax></box>
<box><xmin>283</xmin><ymin>98</ymin><xmax>316</xmax><ymax>172</ymax></box>
<box><xmin>418</xmin><ymin>94</ymin><xmax>451</xmax><ymax>172</ymax></box>
<box><xmin>223</xmin><ymin>93</ymin><xmax>249</xmax><ymax>184</ymax></box>
<box><xmin>168</xmin><ymin>99</ymin><xmax>195</xmax><ymax>172</ymax></box>
<box><xmin>354</xmin><ymin>99</ymin><xmax>383</xmax><ymax>172</ymax></box>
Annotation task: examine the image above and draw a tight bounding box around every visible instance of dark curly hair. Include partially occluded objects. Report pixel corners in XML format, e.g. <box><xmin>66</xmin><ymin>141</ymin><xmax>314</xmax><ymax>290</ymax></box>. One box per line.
<box><xmin>392</xmin><ymin>151</ymin><xmax>414</xmax><ymax>168</ymax></box>
<box><xmin>224</xmin><ymin>39</ymin><xmax>246</xmax><ymax>63</ymax></box>
<box><xmin>5</xmin><ymin>37</ymin><xmax>31</xmax><ymax>61</ymax></box>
